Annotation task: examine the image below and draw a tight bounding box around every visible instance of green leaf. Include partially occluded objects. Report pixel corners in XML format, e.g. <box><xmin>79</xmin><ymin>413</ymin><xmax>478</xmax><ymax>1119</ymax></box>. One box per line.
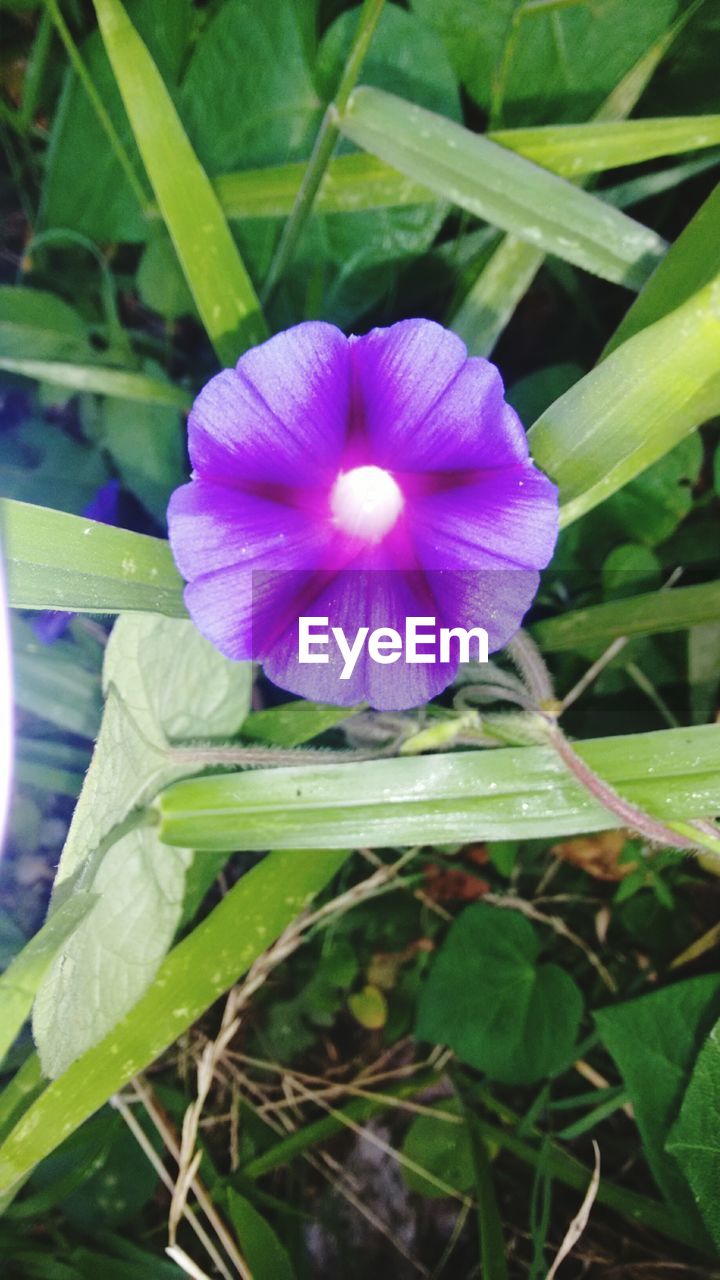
<box><xmin>177</xmin><ymin>0</ymin><xmax>458</xmax><ymax>324</ymax></box>
<box><xmin>0</xmin><ymin>287</ymin><xmax>91</xmax><ymax>362</ymax></box>
<box><xmin>410</xmin><ymin>0</ymin><xmax>676</xmax><ymax>122</ymax></box>
<box><xmin>689</xmin><ymin>622</ymin><xmax>720</xmax><ymax>725</ymax></box>
<box><xmin>0</xmin><ymin>1055</ymin><xmax>44</xmax><ymax>1149</ymax></box>
<box><xmin>34</xmin><ymin>824</ymin><xmax>191</xmax><ymax>1083</ymax></box>
<box><xmin>595</xmin><ymin>976</ymin><xmax>720</xmax><ymax>1224</ymax></box>
<box><xmin>400</xmin><ymin>1100</ymin><xmax>474</xmax><ymax>1198</ymax></box>
<box><xmin>181</xmin><ymin>696</ymin><xmax>365</xmax><ymax>929</ymax></box>
<box><xmin>226</xmin><ymin>1190</ymin><xmax>296</xmax><ymax>1280</ymax></box>
<box><xmin>534</xmin><ymin>581</ymin><xmax>720</xmax><ymax>652</ymax></box>
<box><xmin>98</xmin><ymin>397</ymin><xmax>184</xmax><ymax>524</ymax></box>
<box><xmin>451</xmin><ymin>235</ymin><xmax>544</xmax><ymax>356</ymax></box>
<box><xmin>528</xmin><ymin>277</ymin><xmax>720</xmax><ymax>525</ymax></box>
<box><xmin>463</xmin><ymin>1100</ymin><xmax>509</xmax><ymax>1280</ymax></box>
<box><xmin>596</xmin><ymin>433</ymin><xmax>703</xmax><ymax>546</ymax></box>
<box><xmin>667</xmin><ymin>1015</ymin><xmax>720</xmax><ymax>1247</ymax></box>
<box><xmin>416</xmin><ymin>904</ymin><xmax>584</xmax><ymax>1083</ymax></box>
<box><xmin>0</xmin><ymin>849</ymin><xmax>348</xmax><ymax>1193</ymax></box>
<box><xmin>317</xmin><ymin>3</ymin><xmax>460</xmax><ymax>123</ymax></box>
<box><xmin>601</xmin><ymin>544</ymin><xmax>661</xmax><ymax>598</ymax></box>
<box><xmin>92</xmin><ymin>0</ymin><xmax>266</xmax><ymax>363</ymax></box>
<box><xmin>176</xmin><ymin>850</ymin><xmax>230</xmax><ymax>934</ymax></box>
<box><xmin>1</xmin><ymin>421</ymin><xmax>110</xmax><ymax>515</ymax></box>
<box><xmin>0</xmin><ymin>896</ymin><xmax>96</xmax><ymax>1067</ymax></box>
<box><xmin>180</xmin><ymin>0</ymin><xmax>319</xmax><ymax>175</ymax></box>
<box><xmin>1</xmin><ymin>499</ymin><xmax>185</xmax><ymax>615</ymax></box>
<box><xmin>508</xmin><ymin>363</ymin><xmax>583</xmax><ymax>424</ymax></box>
<box><xmin>0</xmin><ymin>357</ymin><xmax>190</xmax><ymax>408</ymax></box>
<box><xmin>348</xmin><ymin>983</ymin><xmax>387</xmax><ymax>1030</ymax></box>
<box><xmin>288</xmin><ymin>2</ymin><xmax>460</xmax><ymax>324</ymax></box>
<box><xmin>409</xmin><ymin>0</ymin><xmax>516</xmax><ymax>115</ymax></box>
<box><xmin>337</xmin><ymin>87</ymin><xmax>666</xmax><ymax>289</ymax></box>
<box><xmin>32</xmin><ymin>614</ymin><xmax>252</xmax><ymax>1079</ymax></box>
<box><xmin>449</xmin><ymin>20</ymin><xmax>697</xmax><ymax>357</ymax></box>
<box><xmin>241</xmin><ymin>699</ymin><xmax>363</xmax><ymax>748</ymax></box>
<box><xmin>136</xmin><ymin>230</ymin><xmax>196</xmax><ymax>321</ymax></box>
<box><xmin>602</xmin><ymin>152</ymin><xmax>720</xmax><ymax>212</ymax></box>
<box><xmin>262</xmin><ymin>935</ymin><xmax>359</xmax><ymax>1062</ymax></box>
<box><xmin>12</xmin><ymin>618</ymin><xmax>102</xmax><ymax>739</ymax></box>
<box><xmin>492</xmin><ymin>116</ymin><xmax>720</xmax><ymax>178</ymax></box>
<box><xmin>41</xmin><ymin>0</ymin><xmax>192</xmax><ymax>242</ymax></box>
<box><xmin>210</xmin><ymin>125</ymin><xmax>720</xmax><ymax>222</ymax></box>
<box><xmin>24</xmin><ymin>1105</ymin><xmax>158</xmax><ymax>1227</ymax></box>
<box><xmin>606</xmin><ymin>182</ymin><xmax>720</xmax><ymax>354</ymax></box>
<box><xmin>154</xmin><ymin>724</ymin><xmax>720</xmax><ymax>851</ymax></box>
<box><xmin>212</xmin><ymin>153</ymin><xmax>434</xmax><ymax>220</ymax></box>
<box><xmin>229</xmin><ymin>1</ymin><xmax>460</xmax><ymax>327</ymax></box>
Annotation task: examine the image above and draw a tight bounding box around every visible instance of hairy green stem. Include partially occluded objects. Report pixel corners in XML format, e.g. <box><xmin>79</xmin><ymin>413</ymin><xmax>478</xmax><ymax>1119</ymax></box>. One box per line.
<box><xmin>509</xmin><ymin>631</ymin><xmax>700</xmax><ymax>851</ymax></box>
<box><xmin>168</xmin><ymin>742</ymin><xmax>398</xmax><ymax>769</ymax></box>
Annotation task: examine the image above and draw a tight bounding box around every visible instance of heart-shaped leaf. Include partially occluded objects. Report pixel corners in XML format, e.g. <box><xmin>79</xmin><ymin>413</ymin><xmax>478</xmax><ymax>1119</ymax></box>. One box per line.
<box><xmin>416</xmin><ymin>904</ymin><xmax>583</xmax><ymax>1084</ymax></box>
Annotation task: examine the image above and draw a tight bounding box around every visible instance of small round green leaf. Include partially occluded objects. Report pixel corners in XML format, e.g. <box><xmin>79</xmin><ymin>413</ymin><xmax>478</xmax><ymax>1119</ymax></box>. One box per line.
<box><xmin>348</xmin><ymin>983</ymin><xmax>388</xmax><ymax>1030</ymax></box>
<box><xmin>401</xmin><ymin>1100</ymin><xmax>474</xmax><ymax>1198</ymax></box>
<box><xmin>415</xmin><ymin>904</ymin><xmax>584</xmax><ymax>1083</ymax></box>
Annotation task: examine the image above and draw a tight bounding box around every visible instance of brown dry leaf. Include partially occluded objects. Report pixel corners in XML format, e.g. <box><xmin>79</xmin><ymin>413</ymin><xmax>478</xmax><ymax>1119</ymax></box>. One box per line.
<box><xmin>1</xmin><ymin>58</ymin><xmax>26</xmax><ymax>109</ymax></box>
<box><xmin>463</xmin><ymin>843</ymin><xmax>490</xmax><ymax>867</ymax></box>
<box><xmin>366</xmin><ymin>952</ymin><xmax>402</xmax><ymax>992</ymax></box>
<box><xmin>550</xmin><ymin>830</ymin><xmax>637</xmax><ymax>882</ymax></box>
<box><xmin>423</xmin><ymin>862</ymin><xmax>491</xmax><ymax>902</ymax></box>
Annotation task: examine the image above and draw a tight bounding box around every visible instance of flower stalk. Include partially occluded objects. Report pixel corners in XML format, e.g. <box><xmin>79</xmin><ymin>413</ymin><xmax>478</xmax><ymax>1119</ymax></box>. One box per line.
<box><xmin>509</xmin><ymin>629</ymin><xmax>704</xmax><ymax>853</ymax></box>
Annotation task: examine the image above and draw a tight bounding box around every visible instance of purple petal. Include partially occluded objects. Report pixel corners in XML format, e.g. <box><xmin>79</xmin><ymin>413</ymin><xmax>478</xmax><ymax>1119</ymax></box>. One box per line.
<box><xmin>396</xmin><ymin>373</ymin><xmax>530</xmax><ymax>472</ymax></box>
<box><xmin>352</xmin><ymin>321</ymin><xmax>533</xmax><ymax>472</ymax></box>
<box><xmin>427</xmin><ymin>568</ymin><xmax>542</xmax><ymax>653</ymax></box>
<box><xmin>351</xmin><ymin>319</ymin><xmax>467</xmax><ymax>467</ymax></box>
<box><xmin>184</xmin><ymin>564</ymin><xmax>320</xmax><ymax>663</ymax></box>
<box><xmin>167</xmin><ymin>480</ymin><xmax>332</xmax><ymax>582</ymax></box>
<box><xmin>262</xmin><ymin>568</ymin><xmax>457</xmax><ymax>710</ymax></box>
<box><xmin>188</xmin><ymin>323</ymin><xmax>351</xmax><ymax>487</ymax></box>
<box><xmin>409</xmin><ymin>468</ymin><xmax>559</xmax><ymax>571</ymax></box>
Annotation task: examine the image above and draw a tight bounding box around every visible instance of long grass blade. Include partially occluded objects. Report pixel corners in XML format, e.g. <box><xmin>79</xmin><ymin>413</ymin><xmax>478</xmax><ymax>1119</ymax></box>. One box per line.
<box><xmin>1</xmin><ymin>498</ymin><xmax>186</xmax><ymax>616</ymax></box>
<box><xmin>337</xmin><ymin>87</ymin><xmax>666</xmax><ymax>289</ymax></box>
<box><xmin>154</xmin><ymin>725</ymin><xmax>720</xmax><ymax>852</ymax></box>
<box><xmin>91</xmin><ymin>0</ymin><xmax>266</xmax><ymax>364</ymax></box>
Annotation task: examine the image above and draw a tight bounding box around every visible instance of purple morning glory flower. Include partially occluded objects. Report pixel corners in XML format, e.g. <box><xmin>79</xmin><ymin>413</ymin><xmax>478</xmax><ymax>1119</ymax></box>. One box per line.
<box><xmin>168</xmin><ymin>320</ymin><xmax>558</xmax><ymax>710</ymax></box>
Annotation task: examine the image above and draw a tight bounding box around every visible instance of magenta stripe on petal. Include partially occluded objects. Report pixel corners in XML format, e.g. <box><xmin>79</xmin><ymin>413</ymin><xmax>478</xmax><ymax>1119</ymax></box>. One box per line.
<box><xmin>410</xmin><ymin>467</ymin><xmax>559</xmax><ymax>572</ymax></box>
<box><xmin>188</xmin><ymin>323</ymin><xmax>351</xmax><ymax>488</ymax></box>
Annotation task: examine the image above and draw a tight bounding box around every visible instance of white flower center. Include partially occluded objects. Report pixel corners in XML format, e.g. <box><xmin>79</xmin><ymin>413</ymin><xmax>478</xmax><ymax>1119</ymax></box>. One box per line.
<box><xmin>330</xmin><ymin>465</ymin><xmax>404</xmax><ymax>542</ymax></box>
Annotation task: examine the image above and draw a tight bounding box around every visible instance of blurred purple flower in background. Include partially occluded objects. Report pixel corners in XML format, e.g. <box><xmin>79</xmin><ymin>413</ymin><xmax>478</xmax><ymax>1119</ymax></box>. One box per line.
<box><xmin>168</xmin><ymin>320</ymin><xmax>558</xmax><ymax>709</ymax></box>
<box><xmin>32</xmin><ymin>479</ymin><xmax>121</xmax><ymax>645</ymax></box>
<box><xmin>0</xmin><ymin>549</ymin><xmax>13</xmax><ymax>850</ymax></box>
